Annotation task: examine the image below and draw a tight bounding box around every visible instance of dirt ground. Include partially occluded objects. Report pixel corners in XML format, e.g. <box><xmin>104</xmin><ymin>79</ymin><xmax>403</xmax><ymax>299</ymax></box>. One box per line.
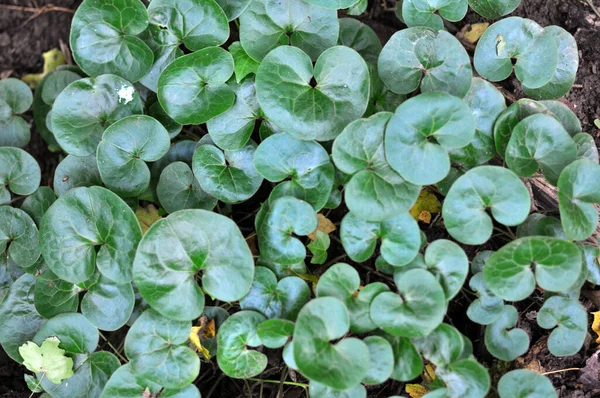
<box><xmin>1</xmin><ymin>0</ymin><xmax>600</xmax><ymax>397</ymax></box>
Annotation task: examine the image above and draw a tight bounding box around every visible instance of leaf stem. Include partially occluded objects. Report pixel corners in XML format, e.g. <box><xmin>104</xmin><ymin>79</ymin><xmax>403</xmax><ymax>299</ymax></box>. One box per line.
<box><xmin>246</xmin><ymin>378</ymin><xmax>309</xmax><ymax>389</ymax></box>
<box><xmin>541</xmin><ymin>367</ymin><xmax>580</xmax><ymax>376</ymax></box>
<box><xmin>99</xmin><ymin>332</ymin><xmax>128</xmax><ymax>363</ymax></box>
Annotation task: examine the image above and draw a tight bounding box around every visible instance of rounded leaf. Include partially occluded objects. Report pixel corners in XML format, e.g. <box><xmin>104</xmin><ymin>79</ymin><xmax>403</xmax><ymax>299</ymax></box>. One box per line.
<box><xmin>0</xmin><ymin>147</ymin><xmax>41</xmax><ymax>204</ymax></box>
<box><xmin>498</xmin><ymin>369</ymin><xmax>557</xmax><ymax>398</ymax></box>
<box><xmin>413</xmin><ymin>323</ymin><xmax>465</xmax><ymax>366</ymax></box>
<box><xmin>416</xmin><ymin>240</ymin><xmax>468</xmax><ymax>301</ymax></box>
<box><xmin>215</xmin><ymin>0</ymin><xmax>252</xmax><ymax>20</ymax></box>
<box><xmin>157</xmin><ymin>162</ymin><xmax>216</xmax><ymax>214</ymax></box>
<box><xmin>494</xmin><ymin>99</ymin><xmax>550</xmax><ymax>158</ymax></box>
<box><xmin>574</xmin><ymin>133</ymin><xmax>599</xmax><ymax>163</ymax></box>
<box><xmin>484</xmin><ymin>305</ymin><xmax>529</xmax><ymax>361</ymax></box>
<box><xmin>537</xmin><ymin>296</ymin><xmax>586</xmax><ymax>357</ymax></box>
<box><xmin>34</xmin><ymin>277</ymin><xmax>79</xmax><ymax>319</ymax></box>
<box><xmin>53</xmin><ymin>154</ymin><xmax>102</xmax><ymax>196</ymax></box>
<box><xmin>338</xmin><ymin>18</ymin><xmax>382</xmax><ymax>64</ymax></box>
<box><xmin>81</xmin><ymin>277</ymin><xmax>135</xmax><ymax>331</ymax></box>
<box><xmin>0</xmin><ymin>78</ymin><xmax>33</xmax><ymax>148</ymax></box>
<box><xmin>33</xmin><ymin>312</ymin><xmax>99</xmax><ymax>355</ymax></box>
<box><xmin>468</xmin><ymin>0</ymin><xmax>520</xmax><ymax>18</ymax></box>
<box><xmin>0</xmin><ymin>207</ymin><xmax>41</xmax><ymax>269</ymax></box>
<box><xmin>436</xmin><ymin>359</ymin><xmax>490</xmax><ymax>398</ymax></box>
<box><xmin>362</xmin><ymin>336</ymin><xmax>394</xmax><ymax>385</ymax></box>
<box><xmin>467</xmin><ymin>273</ymin><xmax>504</xmax><ymax>325</ymax></box>
<box><xmin>401</xmin><ymin>0</ymin><xmax>468</xmax><ymax>30</ymax></box>
<box><xmin>21</xmin><ymin>187</ymin><xmax>57</xmax><ymax>227</ymax></box>
<box><xmin>256</xmin><ymin>319</ymin><xmax>295</xmax><ymax>349</ymax></box>
<box><xmin>385</xmin><ymin>335</ymin><xmax>423</xmax><ymax>382</ymax></box>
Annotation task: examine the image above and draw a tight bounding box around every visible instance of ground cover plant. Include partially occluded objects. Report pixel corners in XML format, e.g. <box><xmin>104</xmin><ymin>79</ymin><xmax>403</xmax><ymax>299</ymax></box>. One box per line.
<box><xmin>0</xmin><ymin>0</ymin><xmax>598</xmax><ymax>397</ymax></box>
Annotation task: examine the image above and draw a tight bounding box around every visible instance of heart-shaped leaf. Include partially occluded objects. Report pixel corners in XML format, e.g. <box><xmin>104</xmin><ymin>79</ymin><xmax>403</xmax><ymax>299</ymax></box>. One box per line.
<box><xmin>0</xmin><ymin>78</ymin><xmax>33</xmax><ymax>148</ymax></box>
<box><xmin>362</xmin><ymin>336</ymin><xmax>394</xmax><ymax>385</ymax></box>
<box><xmin>484</xmin><ymin>305</ymin><xmax>529</xmax><ymax>361</ymax></box>
<box><xmin>125</xmin><ymin>309</ymin><xmax>199</xmax><ymax>389</ymax></box>
<box><xmin>217</xmin><ymin>310</ymin><xmax>267</xmax><ymax>378</ymax></box>
<box><xmin>316</xmin><ymin>263</ymin><xmax>390</xmax><ymax>333</ymax></box>
<box><xmin>385</xmin><ymin>92</ymin><xmax>475</xmax><ymax>185</ymax></box>
<box><xmin>413</xmin><ymin>323</ymin><xmax>465</xmax><ymax>367</ymax></box>
<box><xmin>255</xmin><ymin>45</ymin><xmax>369</xmax><ymax>141</ymax></box>
<box><xmin>338</xmin><ymin>18</ymin><xmax>382</xmax><ymax>64</ymax></box>
<box><xmin>442</xmin><ymin>166</ymin><xmax>530</xmax><ymax>245</ymax></box>
<box><xmin>257</xmin><ymin>196</ymin><xmax>318</xmax><ymax>265</ymax></box>
<box><xmin>97</xmin><ymin>115</ymin><xmax>171</xmax><ymax>197</ymax></box>
<box><xmin>256</xmin><ymin>319</ymin><xmax>295</xmax><ymax>349</ymax></box>
<box><xmin>557</xmin><ymin>159</ymin><xmax>600</xmax><ymax>240</ymax></box>
<box><xmin>366</xmin><ymin>63</ymin><xmax>407</xmax><ymax>116</ymax></box>
<box><xmin>157</xmin><ymin>162</ymin><xmax>216</xmax><ymax>214</ymax></box>
<box><xmin>294</xmin><ymin>297</ymin><xmax>369</xmax><ymax>390</ymax></box>
<box><xmin>215</xmin><ymin>0</ymin><xmax>252</xmax><ymax>20</ymax></box>
<box><xmin>241</xmin><ymin>266</ymin><xmax>310</xmax><ymax>320</ymax></box>
<box><xmin>257</xmin><ymin>256</ymin><xmax>308</xmax><ymax>280</ymax></box>
<box><xmin>382</xmin><ymin>335</ymin><xmax>424</xmax><ymax>382</ymax></box>
<box><xmin>70</xmin><ymin>0</ymin><xmax>153</xmax><ymax>82</ymax></box>
<box><xmin>537</xmin><ymin>296</ymin><xmax>586</xmax><ymax>357</ymax></box>
<box><xmin>157</xmin><ymin>47</ymin><xmax>235</xmax><ymax>125</ymax></box>
<box><xmin>467</xmin><ymin>273</ymin><xmax>504</xmax><ymax>325</ymax></box>
<box><xmin>474</xmin><ymin>17</ymin><xmax>558</xmax><ymax>89</ymax></box>
<box><xmin>138</xmin><ymin>26</ymin><xmax>184</xmax><ymax>93</ymax></box>
<box><xmin>53</xmin><ymin>154</ymin><xmax>102</xmax><ymax>197</ymax></box>
<box><xmin>133</xmin><ymin>209</ymin><xmax>254</xmax><ymax>320</ymax></box>
<box><xmin>505</xmin><ymin>114</ymin><xmax>577</xmax><ymax>185</ymax></box>
<box><xmin>150</xmin><ymin>140</ymin><xmax>197</xmax><ymax>188</ymax></box>
<box><xmin>574</xmin><ymin>133</ymin><xmax>599</xmax><ymax>162</ymax></box>
<box><xmin>497</xmin><ymin>370</ymin><xmax>557</xmax><ymax>398</ymax></box>
<box><xmin>230</xmin><ymin>42</ymin><xmax>260</xmax><ymax>83</ymax></box>
<box><xmin>435</xmin><ymin>359</ymin><xmax>490</xmax><ymax>398</ymax></box>
<box><xmin>33</xmin><ymin>312</ymin><xmax>99</xmax><ymax>354</ymax></box>
<box><xmin>192</xmin><ymin>142</ymin><xmax>263</xmax><ymax>204</ymax></box>
<box><xmin>378</xmin><ymin>27</ymin><xmax>472</xmax><ymax>97</ymax></box>
<box><xmin>340</xmin><ymin>212</ymin><xmax>421</xmax><ymax>267</ymax></box>
<box><xmin>541</xmin><ymin>100</ymin><xmax>582</xmax><ymax>136</ymax></box>
<box><xmin>0</xmin><ymin>147</ymin><xmax>41</xmax><ymax>204</ymax></box>
<box><xmin>239</xmin><ymin>0</ymin><xmax>339</xmax><ymax>62</ymax></box>
<box><xmin>332</xmin><ymin>112</ymin><xmax>420</xmax><ymax>222</ymax></box>
<box><xmin>20</xmin><ymin>187</ymin><xmax>56</xmax><ymax>227</ymax></box>
<box><xmin>401</xmin><ymin>0</ymin><xmax>468</xmax><ymax>30</ymax></box>
<box><xmin>81</xmin><ymin>276</ymin><xmax>135</xmax><ymax>331</ymax></box>
<box><xmin>51</xmin><ymin>75</ymin><xmax>144</xmax><ymax>156</ymax></box>
<box><xmin>371</xmin><ymin>269</ymin><xmax>446</xmax><ymax>337</ymax></box>
<box><xmin>33</xmin><ymin>72</ymin><xmax>63</xmax><ymax>152</ymax></box>
<box><xmin>484</xmin><ymin>237</ymin><xmax>582</xmax><ymax>301</ymax></box>
<box><xmin>0</xmin><ymin>207</ymin><xmax>40</xmax><ymax>269</ymax></box>
<box><xmin>34</xmin><ymin>277</ymin><xmax>79</xmax><ymax>319</ymax></box>
<box><xmin>467</xmin><ymin>0</ymin><xmax>520</xmax><ymax>18</ymax></box>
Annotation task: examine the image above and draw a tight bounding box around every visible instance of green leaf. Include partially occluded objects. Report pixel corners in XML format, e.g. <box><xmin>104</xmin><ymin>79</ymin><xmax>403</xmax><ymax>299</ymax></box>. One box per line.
<box><xmin>366</xmin><ymin>63</ymin><xmax>407</xmax><ymax>116</ymax></box>
<box><xmin>340</xmin><ymin>212</ymin><xmax>421</xmax><ymax>266</ymax></box>
<box><xmin>125</xmin><ymin>309</ymin><xmax>199</xmax><ymax>389</ymax></box>
<box><xmin>347</xmin><ymin>0</ymin><xmax>368</xmax><ymax>15</ymax></box>
<box><xmin>378</xmin><ymin>27</ymin><xmax>472</xmax><ymax>97</ymax></box>
<box><xmin>303</xmin><ymin>0</ymin><xmax>356</xmax><ymax>8</ymax></box>
<box><xmin>257</xmin><ymin>196</ymin><xmax>318</xmax><ymax>265</ymax></box>
<box><xmin>192</xmin><ymin>142</ymin><xmax>263</xmax><ymax>203</ymax></box>
<box><xmin>436</xmin><ymin>359</ymin><xmax>490</xmax><ymax>398</ymax></box>
<box><xmin>309</xmin><ymin>381</ymin><xmax>367</xmax><ymax>398</ymax></box>
<box><xmin>384</xmin><ymin>335</ymin><xmax>423</xmax><ymax>382</ymax></box>
<box><xmin>467</xmin><ymin>0</ymin><xmax>520</xmax><ymax>18</ymax></box>
<box><xmin>442</xmin><ymin>166</ymin><xmax>530</xmax><ymax>245</ymax></box>
<box><xmin>0</xmin><ymin>252</ymin><xmax>25</xmax><ymax>303</ymax></box>
<box><xmin>497</xmin><ymin>369</ymin><xmax>557</xmax><ymax>398</ymax></box>
<box><xmin>484</xmin><ymin>237</ymin><xmax>582</xmax><ymax>301</ymax></box>
<box><xmin>239</xmin><ymin>0</ymin><xmax>339</xmax><ymax>62</ymax></box>
<box><xmin>33</xmin><ymin>312</ymin><xmax>99</xmax><ymax>355</ymax></box>
<box><xmin>40</xmin><ymin>186</ymin><xmax>142</xmax><ymax>284</ymax></box>
<box><xmin>254</xmin><ymin>133</ymin><xmax>334</xmax><ymax>210</ymax></box>
<box><xmin>522</xmin><ymin>26</ymin><xmax>578</xmax><ymax>100</ymax></box>
<box><xmin>41</xmin><ymin>70</ymin><xmax>81</xmax><ymax>107</ymax></box>
<box><xmin>51</xmin><ymin>74</ymin><xmax>144</xmax><ymax>156</ymax></box>
<box><xmin>484</xmin><ymin>305</ymin><xmax>529</xmax><ymax>361</ymax></box>
<box><xmin>385</xmin><ymin>92</ymin><xmax>475</xmax><ymax>185</ymax></box>
<box><xmin>256</xmin><ymin>319</ymin><xmax>295</xmax><ymax>349</ymax></box>
<box><xmin>255</xmin><ymin>45</ymin><xmax>370</xmax><ymax>141</ymax></box>
<box><xmin>0</xmin><ymin>78</ymin><xmax>33</xmax><ymax>148</ymax></box>
<box><xmin>362</xmin><ymin>336</ymin><xmax>394</xmax><ymax>385</ymax></box>
<box><xmin>316</xmin><ymin>263</ymin><xmax>389</xmax><ymax>333</ymax></box>
<box><xmin>371</xmin><ymin>269</ymin><xmax>446</xmax><ymax>337</ymax></box>
<box><xmin>97</xmin><ymin>115</ymin><xmax>170</xmax><ymax>197</ymax></box>
<box><xmin>229</xmin><ymin>42</ymin><xmax>260</xmax><ymax>83</ymax></box>
<box><xmin>308</xmin><ymin>230</ymin><xmax>330</xmax><ymax>265</ymax></box>
<box><xmin>133</xmin><ymin>209</ymin><xmax>254</xmax><ymax>321</ymax></box>
<box><xmin>516</xmin><ymin>213</ymin><xmax>565</xmax><ymax>239</ymax></box>
<box><xmin>24</xmin><ymin>374</ymin><xmax>44</xmax><ymax>393</ymax></box>
<box><xmin>332</xmin><ymin>112</ymin><xmax>420</xmax><ymax>221</ymax></box>
<box><xmin>257</xmin><ymin>256</ymin><xmax>308</xmax><ymax>280</ymax></box>
<box><xmin>241</xmin><ymin>266</ymin><xmax>310</xmax><ymax>320</ymax></box>
<box><xmin>215</xmin><ymin>0</ymin><xmax>252</xmax><ymax>20</ymax></box>
<box><xmin>474</xmin><ymin>17</ymin><xmax>558</xmax><ymax>89</ymax></box>
<box><xmin>32</xmin><ymin>72</ymin><xmax>62</xmax><ymax>151</ymax></box>
<box><xmin>158</xmin><ymin>47</ymin><xmax>234</xmax><ymax>125</ymax></box>
<box><xmin>34</xmin><ymin>277</ymin><xmax>79</xmax><ymax>319</ymax></box>
<box><xmin>198</xmin><ymin>306</ymin><xmax>229</xmax><ymax>356</ymax></box>
<box><xmin>494</xmin><ymin>99</ymin><xmax>550</xmax><ymax>158</ymax></box>
<box><xmin>581</xmin><ymin>244</ymin><xmax>600</xmax><ymax>285</ymax></box>
<box><xmin>150</xmin><ymin>140</ymin><xmax>197</xmax><ymax>188</ymax></box>
<box><xmin>81</xmin><ymin>276</ymin><xmax>135</xmax><ymax>331</ymax></box>
<box><xmin>0</xmin><ymin>206</ymin><xmax>41</xmax><ymax>269</ymax></box>
<box><xmin>20</xmin><ymin>337</ymin><xmax>74</xmax><ymax>384</ymax></box>
<box><xmin>574</xmin><ymin>133</ymin><xmax>599</xmax><ymax>162</ymax></box>
<box><xmin>294</xmin><ymin>297</ymin><xmax>369</xmax><ymax>390</ymax></box>
<box><xmin>540</xmin><ymin>100</ymin><xmax>582</xmax><ymax>136</ymax></box>
<box><xmin>157</xmin><ymin>161</ymin><xmax>216</xmax><ymax>214</ymax></box>
<box><xmin>147</xmin><ymin>0</ymin><xmax>229</xmax><ymax>51</ymax></box>
<box><xmin>537</xmin><ymin>296</ymin><xmax>586</xmax><ymax>357</ymax></box>
<box><xmin>20</xmin><ymin>187</ymin><xmax>56</xmax><ymax>227</ymax></box>
<box><xmin>53</xmin><ymin>154</ymin><xmax>102</xmax><ymax>197</ymax></box>
<box><xmin>401</xmin><ymin>0</ymin><xmax>468</xmax><ymax>30</ymax></box>
<box><xmin>217</xmin><ymin>310</ymin><xmax>267</xmax><ymax>378</ymax></box>
<box><xmin>70</xmin><ymin>0</ymin><xmax>153</xmax><ymax>82</ymax></box>
<box><xmin>338</xmin><ymin>18</ymin><xmax>382</xmax><ymax>64</ymax></box>
<box><xmin>557</xmin><ymin>159</ymin><xmax>600</xmax><ymax>240</ymax></box>
<box><xmin>449</xmin><ymin>78</ymin><xmax>507</xmax><ymax>167</ymax></box>
<box><xmin>138</xmin><ymin>25</ymin><xmax>183</xmax><ymax>93</ymax></box>
<box><xmin>413</xmin><ymin>323</ymin><xmax>464</xmax><ymax>367</ymax></box>
<box><xmin>0</xmin><ymin>274</ymin><xmax>45</xmax><ymax>362</ymax></box>
<box><xmin>467</xmin><ymin>273</ymin><xmax>503</xmax><ymax>325</ymax></box>
<box><xmin>146</xmin><ymin>98</ymin><xmax>182</xmax><ymax>139</ymax></box>
<box><xmin>505</xmin><ymin>114</ymin><xmax>577</xmax><ymax>185</ymax></box>
<box><xmin>0</xmin><ymin>147</ymin><xmax>41</xmax><ymax>204</ymax></box>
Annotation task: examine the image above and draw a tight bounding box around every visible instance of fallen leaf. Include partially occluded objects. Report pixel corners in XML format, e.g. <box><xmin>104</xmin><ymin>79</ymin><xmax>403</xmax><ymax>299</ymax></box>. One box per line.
<box><xmin>409</xmin><ymin>189</ymin><xmax>441</xmax><ymax>224</ymax></box>
<box><xmin>592</xmin><ymin>311</ymin><xmax>600</xmax><ymax>344</ymax></box>
<box><xmin>21</xmin><ymin>48</ymin><xmax>66</xmax><ymax>88</ymax></box>
<box><xmin>463</xmin><ymin>23</ymin><xmax>489</xmax><ymax>44</ymax></box>
<box><xmin>136</xmin><ymin>205</ymin><xmax>161</xmax><ymax>235</ymax></box>
<box><xmin>578</xmin><ymin>350</ymin><xmax>600</xmax><ymax>391</ymax></box>
<box><xmin>19</xmin><ymin>337</ymin><xmax>74</xmax><ymax>384</ymax></box>
<box><xmin>308</xmin><ymin>213</ymin><xmax>336</xmax><ymax>241</ymax></box>
<box><xmin>423</xmin><ymin>363</ymin><xmax>436</xmax><ymax>384</ymax></box>
<box><xmin>406</xmin><ymin>384</ymin><xmax>429</xmax><ymax>398</ymax></box>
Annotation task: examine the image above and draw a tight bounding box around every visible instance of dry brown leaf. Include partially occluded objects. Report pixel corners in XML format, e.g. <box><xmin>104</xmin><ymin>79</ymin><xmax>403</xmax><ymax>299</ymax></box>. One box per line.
<box><xmin>308</xmin><ymin>213</ymin><xmax>336</xmax><ymax>241</ymax></box>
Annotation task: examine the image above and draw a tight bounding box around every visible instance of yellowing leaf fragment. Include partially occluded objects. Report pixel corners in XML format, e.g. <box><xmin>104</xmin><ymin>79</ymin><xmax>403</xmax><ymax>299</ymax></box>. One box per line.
<box><xmin>189</xmin><ymin>326</ymin><xmax>211</xmax><ymax>360</ymax></box>
<box><xmin>409</xmin><ymin>190</ymin><xmax>441</xmax><ymax>224</ymax></box>
<box><xmin>136</xmin><ymin>205</ymin><xmax>161</xmax><ymax>235</ymax></box>
<box><xmin>21</xmin><ymin>48</ymin><xmax>66</xmax><ymax>88</ymax></box>
<box><xmin>463</xmin><ymin>23</ymin><xmax>489</xmax><ymax>44</ymax></box>
<box><xmin>406</xmin><ymin>383</ymin><xmax>429</xmax><ymax>398</ymax></box>
<box><xmin>592</xmin><ymin>311</ymin><xmax>600</xmax><ymax>343</ymax></box>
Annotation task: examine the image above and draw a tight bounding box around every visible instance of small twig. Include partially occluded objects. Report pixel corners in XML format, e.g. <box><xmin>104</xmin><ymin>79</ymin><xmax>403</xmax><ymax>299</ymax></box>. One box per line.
<box><xmin>206</xmin><ymin>374</ymin><xmax>226</xmax><ymax>398</ymax></box>
<box><xmin>99</xmin><ymin>332</ymin><xmax>128</xmax><ymax>363</ymax></box>
<box><xmin>247</xmin><ymin>378</ymin><xmax>309</xmax><ymax>389</ymax></box>
<box><xmin>0</xmin><ymin>4</ymin><xmax>74</xmax><ymax>14</ymax></box>
<box><xmin>541</xmin><ymin>367</ymin><xmax>580</xmax><ymax>376</ymax></box>
<box><xmin>585</xmin><ymin>0</ymin><xmax>600</xmax><ymax>19</ymax></box>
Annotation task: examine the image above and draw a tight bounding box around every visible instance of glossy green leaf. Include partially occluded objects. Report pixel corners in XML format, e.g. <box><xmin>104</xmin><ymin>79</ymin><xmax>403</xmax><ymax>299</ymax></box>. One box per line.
<box><xmin>146</xmin><ymin>98</ymin><xmax>182</xmax><ymax>139</ymax></box>
<box><xmin>574</xmin><ymin>133</ymin><xmax>599</xmax><ymax>162</ymax></box>
<box><xmin>32</xmin><ymin>73</ymin><xmax>61</xmax><ymax>151</ymax></box>
<box><xmin>53</xmin><ymin>154</ymin><xmax>102</xmax><ymax>197</ymax></box>
<box><xmin>81</xmin><ymin>276</ymin><xmax>134</xmax><ymax>331</ymax></box>
<box><xmin>256</xmin><ymin>45</ymin><xmax>369</xmax><ymax>141</ymax></box>
<box><xmin>467</xmin><ymin>273</ymin><xmax>503</xmax><ymax>325</ymax></box>
<box><xmin>471</xmin><ymin>250</ymin><xmax>495</xmax><ymax>274</ymax></box>
<box><xmin>20</xmin><ymin>187</ymin><xmax>56</xmax><ymax>227</ymax></box>
<box><xmin>0</xmin><ymin>78</ymin><xmax>33</xmax><ymax>148</ymax></box>
<box><xmin>215</xmin><ymin>0</ymin><xmax>252</xmax><ymax>20</ymax></box>
<box><xmin>347</xmin><ymin>0</ymin><xmax>367</xmax><ymax>15</ymax></box>
<box><xmin>442</xmin><ymin>166</ymin><xmax>530</xmax><ymax>245</ymax></box>
<box><xmin>97</xmin><ymin>115</ymin><xmax>170</xmax><ymax>197</ymax></box>
<box><xmin>133</xmin><ymin>209</ymin><xmax>254</xmax><ymax>321</ymax></box>
<box><xmin>40</xmin><ymin>187</ymin><xmax>141</xmax><ymax>284</ymax></box>
<box><xmin>362</xmin><ymin>336</ymin><xmax>394</xmax><ymax>385</ymax></box>
<box><xmin>371</xmin><ymin>269</ymin><xmax>446</xmax><ymax>337</ymax></box>
<box><xmin>304</xmin><ymin>0</ymin><xmax>356</xmax><ymax>8</ymax></box>
<box><xmin>157</xmin><ymin>47</ymin><xmax>235</xmax><ymax>125</ymax></box>
<box><xmin>540</xmin><ymin>100</ymin><xmax>582</xmax><ymax>136</ymax></box>
<box><xmin>308</xmin><ymin>230</ymin><xmax>330</xmax><ymax>265</ymax></box>
<box><xmin>138</xmin><ymin>25</ymin><xmax>183</xmax><ymax>93</ymax></box>
<box><xmin>413</xmin><ymin>323</ymin><xmax>464</xmax><ymax>366</ymax></box>
<box><xmin>239</xmin><ymin>0</ymin><xmax>339</xmax><ymax>62</ymax></box>
<box><xmin>309</xmin><ymin>381</ymin><xmax>367</xmax><ymax>398</ymax></box>
<box><xmin>385</xmin><ymin>92</ymin><xmax>475</xmax><ymax>185</ymax></box>
<box><xmin>537</xmin><ymin>296</ymin><xmax>586</xmax><ymax>356</ymax></box>
<box><xmin>516</xmin><ymin>213</ymin><xmax>565</xmax><ymax>239</ymax></box>
<box><xmin>256</xmin><ymin>256</ymin><xmax>308</xmax><ymax>280</ymax></box>
<box><xmin>125</xmin><ymin>309</ymin><xmax>199</xmax><ymax>389</ymax></box>
<box><xmin>217</xmin><ymin>310</ymin><xmax>267</xmax><ymax>378</ymax></box>
<box><xmin>340</xmin><ymin>212</ymin><xmax>421</xmax><ymax>266</ymax></box>
<box><xmin>338</xmin><ymin>18</ymin><xmax>382</xmax><ymax>64</ymax></box>
<box><xmin>229</xmin><ymin>42</ymin><xmax>260</xmax><ymax>83</ymax></box>
<box><xmin>192</xmin><ymin>142</ymin><xmax>262</xmax><ymax>203</ymax></box>
<box><xmin>41</xmin><ymin>70</ymin><xmax>81</xmax><ymax>107</ymax></box>
<box><xmin>378</xmin><ymin>27</ymin><xmax>472</xmax><ymax>97</ymax></box>
<box><xmin>157</xmin><ymin>162</ymin><xmax>216</xmax><ymax>214</ymax></box>
<box><xmin>385</xmin><ymin>335</ymin><xmax>424</xmax><ymax>382</ymax></box>
<box><xmin>366</xmin><ymin>63</ymin><xmax>407</xmax><ymax>116</ymax></box>
<box><xmin>474</xmin><ymin>17</ymin><xmax>558</xmax><ymax>89</ymax></box>
<box><xmin>436</xmin><ymin>359</ymin><xmax>490</xmax><ymax>398</ymax></box>
<box><xmin>51</xmin><ymin>75</ymin><xmax>144</xmax><ymax>156</ymax></box>
<box><xmin>484</xmin><ymin>237</ymin><xmax>582</xmax><ymax>301</ymax></box>
<box><xmin>149</xmin><ymin>140</ymin><xmax>197</xmax><ymax>188</ymax></box>
<box><xmin>33</xmin><ymin>312</ymin><xmax>99</xmax><ymax>354</ymax></box>
<box><xmin>0</xmin><ymin>252</ymin><xmax>25</xmax><ymax>303</ymax></box>
<box><xmin>24</xmin><ymin>374</ymin><xmax>45</xmax><ymax>393</ymax></box>
<box><xmin>256</xmin><ymin>319</ymin><xmax>295</xmax><ymax>349</ymax></box>
<box><xmin>0</xmin><ymin>207</ymin><xmax>41</xmax><ymax>269</ymax></box>
<box><xmin>505</xmin><ymin>114</ymin><xmax>577</xmax><ymax>185</ymax></box>
<box><xmin>333</xmin><ymin>112</ymin><xmax>420</xmax><ymax>221</ymax></box>
<box><xmin>436</xmin><ymin>167</ymin><xmax>463</xmax><ymax>197</ymax></box>
<box><xmin>494</xmin><ymin>99</ymin><xmax>550</xmax><ymax>158</ymax></box>
<box><xmin>34</xmin><ymin>278</ymin><xmax>79</xmax><ymax>319</ymax></box>
<box><xmin>401</xmin><ymin>0</ymin><xmax>467</xmax><ymax>30</ymax></box>
<box><xmin>557</xmin><ymin>159</ymin><xmax>600</xmax><ymax>240</ymax></box>
<box><xmin>581</xmin><ymin>244</ymin><xmax>600</xmax><ymax>285</ymax></box>
<box><xmin>70</xmin><ymin>0</ymin><xmax>153</xmax><ymax>82</ymax></box>
<box><xmin>294</xmin><ymin>297</ymin><xmax>369</xmax><ymax>390</ymax></box>
<box><xmin>497</xmin><ymin>369</ymin><xmax>557</xmax><ymax>398</ymax></box>
<box><xmin>467</xmin><ymin>0</ymin><xmax>520</xmax><ymax>18</ymax></box>
<box><xmin>0</xmin><ymin>147</ymin><xmax>41</xmax><ymax>204</ymax></box>
<box><xmin>484</xmin><ymin>305</ymin><xmax>529</xmax><ymax>361</ymax></box>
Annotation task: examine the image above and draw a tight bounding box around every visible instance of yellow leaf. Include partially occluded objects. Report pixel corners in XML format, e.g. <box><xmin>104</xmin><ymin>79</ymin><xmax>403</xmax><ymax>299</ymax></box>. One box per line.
<box><xmin>189</xmin><ymin>326</ymin><xmax>211</xmax><ymax>360</ymax></box>
<box><xmin>423</xmin><ymin>363</ymin><xmax>436</xmax><ymax>384</ymax></box>
<box><xmin>406</xmin><ymin>384</ymin><xmax>429</xmax><ymax>398</ymax></box>
<box><xmin>136</xmin><ymin>205</ymin><xmax>161</xmax><ymax>235</ymax></box>
<box><xmin>21</xmin><ymin>48</ymin><xmax>66</xmax><ymax>89</ymax></box>
<box><xmin>592</xmin><ymin>311</ymin><xmax>600</xmax><ymax>344</ymax></box>
<box><xmin>463</xmin><ymin>23</ymin><xmax>489</xmax><ymax>44</ymax></box>
<box><xmin>409</xmin><ymin>190</ymin><xmax>441</xmax><ymax>224</ymax></box>
<box><xmin>308</xmin><ymin>213</ymin><xmax>336</xmax><ymax>241</ymax></box>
